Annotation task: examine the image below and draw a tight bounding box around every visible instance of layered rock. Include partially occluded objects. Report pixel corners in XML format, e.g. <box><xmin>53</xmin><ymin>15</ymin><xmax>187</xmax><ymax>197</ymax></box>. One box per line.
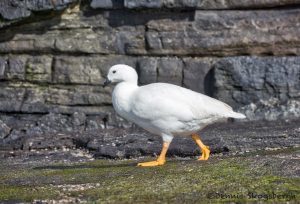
<box><xmin>0</xmin><ymin>0</ymin><xmax>299</xmax><ymax>127</ymax></box>
<box><xmin>214</xmin><ymin>56</ymin><xmax>300</xmax><ymax>107</ymax></box>
<box><xmin>146</xmin><ymin>9</ymin><xmax>300</xmax><ymax>56</ymax></box>
<box><xmin>93</xmin><ymin>0</ymin><xmax>300</xmax><ymax>9</ymax></box>
<box><xmin>2</xmin><ymin>8</ymin><xmax>300</xmax><ymax>57</ymax></box>
<box><xmin>0</xmin><ymin>0</ymin><xmax>77</xmax><ymax>28</ymax></box>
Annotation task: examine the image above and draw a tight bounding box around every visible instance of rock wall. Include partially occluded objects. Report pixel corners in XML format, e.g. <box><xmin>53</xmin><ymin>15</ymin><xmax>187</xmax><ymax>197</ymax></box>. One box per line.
<box><xmin>0</xmin><ymin>0</ymin><xmax>300</xmax><ymax>124</ymax></box>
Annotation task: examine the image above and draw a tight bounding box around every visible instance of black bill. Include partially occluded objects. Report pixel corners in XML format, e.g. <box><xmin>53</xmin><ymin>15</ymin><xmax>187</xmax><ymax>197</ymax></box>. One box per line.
<box><xmin>102</xmin><ymin>78</ymin><xmax>111</xmax><ymax>88</ymax></box>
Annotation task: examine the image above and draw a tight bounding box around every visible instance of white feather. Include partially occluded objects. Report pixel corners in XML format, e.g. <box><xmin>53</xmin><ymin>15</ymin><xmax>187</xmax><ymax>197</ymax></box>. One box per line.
<box><xmin>108</xmin><ymin>64</ymin><xmax>246</xmax><ymax>142</ymax></box>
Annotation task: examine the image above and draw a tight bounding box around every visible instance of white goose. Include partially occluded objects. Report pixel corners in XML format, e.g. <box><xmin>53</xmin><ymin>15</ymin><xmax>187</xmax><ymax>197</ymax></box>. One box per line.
<box><xmin>103</xmin><ymin>64</ymin><xmax>246</xmax><ymax>167</ymax></box>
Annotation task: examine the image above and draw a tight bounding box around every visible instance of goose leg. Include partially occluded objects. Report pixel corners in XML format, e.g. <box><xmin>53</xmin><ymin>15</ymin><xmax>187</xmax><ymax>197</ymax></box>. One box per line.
<box><xmin>137</xmin><ymin>142</ymin><xmax>170</xmax><ymax>167</ymax></box>
<box><xmin>191</xmin><ymin>133</ymin><xmax>210</xmax><ymax>160</ymax></box>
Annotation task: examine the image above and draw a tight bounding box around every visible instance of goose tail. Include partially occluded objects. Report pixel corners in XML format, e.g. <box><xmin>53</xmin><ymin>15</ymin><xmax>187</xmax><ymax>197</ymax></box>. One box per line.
<box><xmin>227</xmin><ymin>111</ymin><xmax>246</xmax><ymax>119</ymax></box>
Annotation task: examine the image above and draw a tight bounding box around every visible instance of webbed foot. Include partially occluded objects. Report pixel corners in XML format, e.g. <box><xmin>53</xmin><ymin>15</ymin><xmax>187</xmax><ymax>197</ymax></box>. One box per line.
<box><xmin>137</xmin><ymin>159</ymin><xmax>166</xmax><ymax>167</ymax></box>
<box><xmin>198</xmin><ymin>145</ymin><xmax>210</xmax><ymax>161</ymax></box>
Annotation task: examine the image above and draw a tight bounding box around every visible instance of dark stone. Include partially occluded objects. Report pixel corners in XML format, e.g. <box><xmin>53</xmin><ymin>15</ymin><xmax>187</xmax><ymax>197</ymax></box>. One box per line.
<box><xmin>145</xmin><ymin>31</ymin><xmax>162</xmax><ymax>51</ymax></box>
<box><xmin>90</xmin><ymin>0</ymin><xmax>124</xmax><ymax>9</ymax></box>
<box><xmin>25</xmin><ymin>0</ymin><xmax>54</xmax><ymax>11</ymax></box>
<box><xmin>163</xmin><ymin>0</ymin><xmax>198</xmax><ymax>8</ymax></box>
<box><xmin>26</xmin><ymin>56</ymin><xmax>52</xmax><ymax>83</ymax></box>
<box><xmin>0</xmin><ymin>114</ymin><xmax>41</xmax><ymax>131</ymax></box>
<box><xmin>37</xmin><ymin>113</ymin><xmax>73</xmax><ymax>133</ymax></box>
<box><xmin>0</xmin><ymin>57</ymin><xmax>8</xmax><ymax>79</ymax></box>
<box><xmin>53</xmin><ymin>57</ymin><xmax>102</xmax><ymax>85</ymax></box>
<box><xmin>213</xmin><ymin>57</ymin><xmax>300</xmax><ymax>107</ymax></box>
<box><xmin>0</xmin><ymin>0</ymin><xmax>31</xmax><ymax>20</ymax></box>
<box><xmin>146</xmin><ymin>9</ymin><xmax>300</xmax><ymax>56</ymax></box>
<box><xmin>123</xmin><ymin>0</ymin><xmax>300</xmax><ymax>9</ymax></box>
<box><xmin>183</xmin><ymin>58</ymin><xmax>213</xmax><ymax>94</ymax></box>
<box><xmin>116</xmin><ymin>30</ymin><xmax>146</xmax><ymax>55</ymax></box>
<box><xmin>23</xmin><ymin>134</ymin><xmax>75</xmax><ymax>151</ymax></box>
<box><xmin>27</xmin><ymin>0</ymin><xmax>77</xmax><ymax>11</ymax></box>
<box><xmin>7</xmin><ymin>57</ymin><xmax>26</xmax><ymax>80</ymax></box>
<box><xmin>0</xmin><ymin>0</ymin><xmax>76</xmax><ymax>21</ymax></box>
<box><xmin>20</xmin><ymin>87</ymin><xmax>49</xmax><ymax>113</ymax></box>
<box><xmin>91</xmin><ymin>0</ymin><xmax>113</xmax><ymax>9</ymax></box>
<box><xmin>72</xmin><ymin>112</ymin><xmax>86</xmax><ymax>132</ymax></box>
<box><xmin>157</xmin><ymin>58</ymin><xmax>183</xmax><ymax>85</ymax></box>
<box><xmin>0</xmin><ymin>87</ymin><xmax>26</xmax><ymax>112</ymax></box>
<box><xmin>197</xmin><ymin>0</ymin><xmax>300</xmax><ymax>9</ymax></box>
<box><xmin>124</xmin><ymin>0</ymin><xmax>163</xmax><ymax>8</ymax></box>
<box><xmin>0</xmin><ymin>130</ymin><xmax>26</xmax><ymax>150</ymax></box>
<box><xmin>86</xmin><ymin>115</ymin><xmax>108</xmax><ymax>130</ymax></box>
<box><xmin>0</xmin><ymin>120</ymin><xmax>11</xmax><ymax>139</ymax></box>
<box><xmin>0</xmin><ymin>111</ymin><xmax>299</xmax><ymax>158</ymax></box>
<box><xmin>137</xmin><ymin>57</ymin><xmax>157</xmax><ymax>84</ymax></box>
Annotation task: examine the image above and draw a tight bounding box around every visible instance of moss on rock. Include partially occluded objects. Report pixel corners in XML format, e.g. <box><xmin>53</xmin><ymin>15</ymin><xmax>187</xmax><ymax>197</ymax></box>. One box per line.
<box><xmin>0</xmin><ymin>149</ymin><xmax>299</xmax><ymax>203</ymax></box>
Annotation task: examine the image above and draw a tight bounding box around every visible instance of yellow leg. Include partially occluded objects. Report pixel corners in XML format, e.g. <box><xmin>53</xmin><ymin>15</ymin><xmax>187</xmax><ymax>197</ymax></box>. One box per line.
<box><xmin>192</xmin><ymin>133</ymin><xmax>210</xmax><ymax>160</ymax></box>
<box><xmin>137</xmin><ymin>142</ymin><xmax>170</xmax><ymax>167</ymax></box>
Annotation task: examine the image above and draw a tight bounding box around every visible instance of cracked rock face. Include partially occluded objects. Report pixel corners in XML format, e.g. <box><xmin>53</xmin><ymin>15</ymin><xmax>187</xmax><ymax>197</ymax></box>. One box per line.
<box><xmin>213</xmin><ymin>57</ymin><xmax>300</xmax><ymax>108</ymax></box>
<box><xmin>0</xmin><ymin>0</ymin><xmax>299</xmax><ymax>151</ymax></box>
<box><xmin>0</xmin><ymin>0</ymin><xmax>77</xmax><ymax>21</ymax></box>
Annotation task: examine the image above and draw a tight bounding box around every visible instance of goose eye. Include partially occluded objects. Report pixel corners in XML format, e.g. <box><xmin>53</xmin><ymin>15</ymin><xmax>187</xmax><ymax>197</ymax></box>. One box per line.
<box><xmin>112</xmin><ymin>70</ymin><xmax>116</xmax><ymax>74</ymax></box>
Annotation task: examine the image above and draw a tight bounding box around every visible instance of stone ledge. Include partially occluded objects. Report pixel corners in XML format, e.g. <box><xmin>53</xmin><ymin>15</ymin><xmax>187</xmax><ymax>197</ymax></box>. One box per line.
<box><xmin>145</xmin><ymin>9</ymin><xmax>300</xmax><ymax>56</ymax></box>
<box><xmin>0</xmin><ymin>55</ymin><xmax>299</xmax><ymax>119</ymax></box>
<box><xmin>91</xmin><ymin>0</ymin><xmax>300</xmax><ymax>10</ymax></box>
<box><xmin>2</xmin><ymin>8</ymin><xmax>300</xmax><ymax>57</ymax></box>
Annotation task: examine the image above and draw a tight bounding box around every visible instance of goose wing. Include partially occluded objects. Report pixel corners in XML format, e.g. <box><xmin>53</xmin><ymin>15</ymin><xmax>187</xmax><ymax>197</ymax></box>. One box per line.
<box><xmin>131</xmin><ymin>83</ymin><xmax>232</xmax><ymax>122</ymax></box>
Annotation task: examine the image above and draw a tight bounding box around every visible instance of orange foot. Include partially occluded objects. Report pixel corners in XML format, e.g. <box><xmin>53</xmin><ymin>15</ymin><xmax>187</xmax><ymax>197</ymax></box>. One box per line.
<box><xmin>198</xmin><ymin>146</ymin><xmax>210</xmax><ymax>161</ymax></box>
<box><xmin>137</xmin><ymin>158</ymin><xmax>165</xmax><ymax>167</ymax></box>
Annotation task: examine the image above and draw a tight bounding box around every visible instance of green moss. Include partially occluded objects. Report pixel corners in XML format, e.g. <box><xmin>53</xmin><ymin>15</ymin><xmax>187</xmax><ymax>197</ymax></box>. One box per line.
<box><xmin>0</xmin><ymin>154</ymin><xmax>299</xmax><ymax>203</ymax></box>
<box><xmin>0</xmin><ymin>186</ymin><xmax>60</xmax><ymax>202</ymax></box>
<box><xmin>62</xmin><ymin>159</ymin><xmax>299</xmax><ymax>203</ymax></box>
